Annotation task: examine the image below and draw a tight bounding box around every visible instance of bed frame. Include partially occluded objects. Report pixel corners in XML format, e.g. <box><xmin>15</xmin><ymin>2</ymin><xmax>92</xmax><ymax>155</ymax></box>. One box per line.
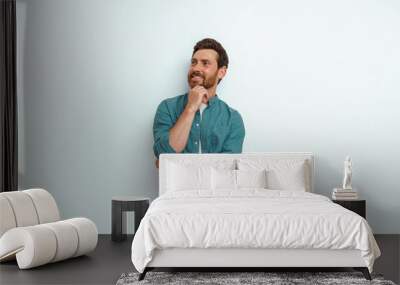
<box><xmin>139</xmin><ymin>153</ymin><xmax>372</xmax><ymax>280</ymax></box>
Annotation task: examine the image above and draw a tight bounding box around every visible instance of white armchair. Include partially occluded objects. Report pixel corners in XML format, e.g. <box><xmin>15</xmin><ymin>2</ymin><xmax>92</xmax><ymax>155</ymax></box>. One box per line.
<box><xmin>0</xmin><ymin>188</ymin><xmax>98</xmax><ymax>269</ymax></box>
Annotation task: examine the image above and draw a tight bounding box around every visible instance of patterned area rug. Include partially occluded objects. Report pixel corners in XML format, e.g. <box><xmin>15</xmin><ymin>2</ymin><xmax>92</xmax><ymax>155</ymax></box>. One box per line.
<box><xmin>116</xmin><ymin>271</ymin><xmax>396</xmax><ymax>285</ymax></box>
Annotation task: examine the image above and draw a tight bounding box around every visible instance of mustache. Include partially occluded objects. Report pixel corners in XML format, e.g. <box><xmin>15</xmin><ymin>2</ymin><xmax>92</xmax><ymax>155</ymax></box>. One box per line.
<box><xmin>190</xmin><ymin>71</ymin><xmax>204</xmax><ymax>78</ymax></box>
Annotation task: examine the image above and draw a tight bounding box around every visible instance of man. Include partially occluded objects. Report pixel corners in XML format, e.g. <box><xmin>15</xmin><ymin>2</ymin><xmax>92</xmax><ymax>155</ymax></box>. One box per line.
<box><xmin>153</xmin><ymin>38</ymin><xmax>245</xmax><ymax>168</ymax></box>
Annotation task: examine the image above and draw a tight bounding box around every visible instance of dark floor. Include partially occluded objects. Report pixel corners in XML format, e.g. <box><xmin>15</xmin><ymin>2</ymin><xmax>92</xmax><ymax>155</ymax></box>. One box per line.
<box><xmin>0</xmin><ymin>234</ymin><xmax>398</xmax><ymax>285</ymax></box>
<box><xmin>0</xmin><ymin>235</ymin><xmax>134</xmax><ymax>285</ymax></box>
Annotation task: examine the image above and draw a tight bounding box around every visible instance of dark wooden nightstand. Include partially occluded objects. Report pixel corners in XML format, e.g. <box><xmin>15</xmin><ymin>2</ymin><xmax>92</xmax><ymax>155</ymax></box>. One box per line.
<box><xmin>333</xmin><ymin>199</ymin><xmax>366</xmax><ymax>219</ymax></box>
<box><xmin>111</xmin><ymin>196</ymin><xmax>150</xmax><ymax>242</ymax></box>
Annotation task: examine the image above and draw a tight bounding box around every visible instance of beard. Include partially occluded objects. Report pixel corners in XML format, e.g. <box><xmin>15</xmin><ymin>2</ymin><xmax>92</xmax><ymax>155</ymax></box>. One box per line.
<box><xmin>188</xmin><ymin>70</ymin><xmax>218</xmax><ymax>89</ymax></box>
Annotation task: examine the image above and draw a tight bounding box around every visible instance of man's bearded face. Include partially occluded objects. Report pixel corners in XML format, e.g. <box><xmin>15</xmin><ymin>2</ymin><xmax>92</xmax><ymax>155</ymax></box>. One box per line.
<box><xmin>188</xmin><ymin>69</ymin><xmax>218</xmax><ymax>89</ymax></box>
<box><xmin>188</xmin><ymin>49</ymin><xmax>220</xmax><ymax>89</ymax></box>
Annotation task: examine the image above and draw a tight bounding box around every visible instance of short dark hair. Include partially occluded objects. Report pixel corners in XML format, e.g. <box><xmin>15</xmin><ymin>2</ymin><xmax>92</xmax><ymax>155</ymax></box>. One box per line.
<box><xmin>192</xmin><ymin>38</ymin><xmax>229</xmax><ymax>69</ymax></box>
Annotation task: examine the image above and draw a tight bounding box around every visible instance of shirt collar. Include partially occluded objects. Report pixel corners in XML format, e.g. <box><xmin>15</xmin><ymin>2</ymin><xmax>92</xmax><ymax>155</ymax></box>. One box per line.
<box><xmin>208</xmin><ymin>94</ymin><xmax>219</xmax><ymax>106</ymax></box>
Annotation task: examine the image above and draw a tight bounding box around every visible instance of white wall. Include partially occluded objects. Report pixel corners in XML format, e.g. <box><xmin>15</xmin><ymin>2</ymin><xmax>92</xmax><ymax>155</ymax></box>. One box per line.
<box><xmin>17</xmin><ymin>0</ymin><xmax>400</xmax><ymax>233</ymax></box>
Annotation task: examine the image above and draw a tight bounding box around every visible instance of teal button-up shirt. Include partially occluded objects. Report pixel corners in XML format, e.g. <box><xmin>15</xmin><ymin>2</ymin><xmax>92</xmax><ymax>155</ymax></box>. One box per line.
<box><xmin>153</xmin><ymin>93</ymin><xmax>245</xmax><ymax>158</ymax></box>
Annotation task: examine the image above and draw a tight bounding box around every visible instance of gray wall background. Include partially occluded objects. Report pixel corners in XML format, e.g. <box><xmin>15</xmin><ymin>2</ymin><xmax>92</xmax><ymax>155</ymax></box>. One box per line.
<box><xmin>16</xmin><ymin>0</ymin><xmax>400</xmax><ymax>234</ymax></box>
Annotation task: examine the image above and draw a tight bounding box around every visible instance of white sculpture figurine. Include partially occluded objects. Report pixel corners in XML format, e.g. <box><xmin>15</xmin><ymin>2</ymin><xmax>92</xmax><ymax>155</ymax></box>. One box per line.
<box><xmin>342</xmin><ymin>156</ymin><xmax>353</xmax><ymax>190</ymax></box>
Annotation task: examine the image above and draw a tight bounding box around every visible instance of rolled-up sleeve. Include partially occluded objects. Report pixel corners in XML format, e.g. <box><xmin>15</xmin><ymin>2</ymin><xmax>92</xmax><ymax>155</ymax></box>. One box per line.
<box><xmin>222</xmin><ymin>111</ymin><xmax>245</xmax><ymax>153</ymax></box>
<box><xmin>153</xmin><ymin>100</ymin><xmax>177</xmax><ymax>158</ymax></box>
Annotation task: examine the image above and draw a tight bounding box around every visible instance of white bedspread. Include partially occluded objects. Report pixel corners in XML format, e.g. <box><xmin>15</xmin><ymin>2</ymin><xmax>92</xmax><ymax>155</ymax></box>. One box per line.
<box><xmin>131</xmin><ymin>189</ymin><xmax>380</xmax><ymax>273</ymax></box>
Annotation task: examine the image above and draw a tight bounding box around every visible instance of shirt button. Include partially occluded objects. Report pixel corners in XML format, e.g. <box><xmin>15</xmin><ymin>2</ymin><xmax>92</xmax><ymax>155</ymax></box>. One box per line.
<box><xmin>196</xmin><ymin>123</ymin><xmax>199</xmax><ymax>127</ymax></box>
<box><xmin>194</xmin><ymin>142</ymin><xmax>198</xmax><ymax>145</ymax></box>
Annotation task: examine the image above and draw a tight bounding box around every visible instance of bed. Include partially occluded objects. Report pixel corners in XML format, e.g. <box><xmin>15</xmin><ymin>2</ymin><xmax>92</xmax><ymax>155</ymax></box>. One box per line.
<box><xmin>131</xmin><ymin>153</ymin><xmax>381</xmax><ymax>280</ymax></box>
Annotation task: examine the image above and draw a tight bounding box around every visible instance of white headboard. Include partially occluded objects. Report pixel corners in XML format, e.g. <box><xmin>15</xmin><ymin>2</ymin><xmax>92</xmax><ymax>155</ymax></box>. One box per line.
<box><xmin>159</xmin><ymin>152</ymin><xmax>314</xmax><ymax>196</ymax></box>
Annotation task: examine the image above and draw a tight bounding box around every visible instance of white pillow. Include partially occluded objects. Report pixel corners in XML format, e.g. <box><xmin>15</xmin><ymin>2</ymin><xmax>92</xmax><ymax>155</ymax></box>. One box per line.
<box><xmin>211</xmin><ymin>168</ymin><xmax>268</xmax><ymax>190</ymax></box>
<box><xmin>237</xmin><ymin>159</ymin><xmax>308</xmax><ymax>191</ymax></box>
<box><xmin>167</xmin><ymin>162</ymin><xmax>212</xmax><ymax>191</ymax></box>
<box><xmin>267</xmin><ymin>165</ymin><xmax>306</xmax><ymax>191</ymax></box>
<box><xmin>211</xmin><ymin>168</ymin><xmax>236</xmax><ymax>190</ymax></box>
<box><xmin>237</xmin><ymin>169</ymin><xmax>268</xmax><ymax>188</ymax></box>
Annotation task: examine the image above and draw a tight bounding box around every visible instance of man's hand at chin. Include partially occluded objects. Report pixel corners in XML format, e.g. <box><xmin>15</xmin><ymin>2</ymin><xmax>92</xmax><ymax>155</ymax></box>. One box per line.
<box><xmin>186</xmin><ymin>85</ymin><xmax>208</xmax><ymax>113</ymax></box>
